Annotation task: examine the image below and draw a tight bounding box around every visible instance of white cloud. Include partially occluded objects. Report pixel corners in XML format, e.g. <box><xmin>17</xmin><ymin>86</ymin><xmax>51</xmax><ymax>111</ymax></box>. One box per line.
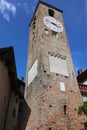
<box><xmin>17</xmin><ymin>0</ymin><xmax>38</xmax><ymax>15</ymax></box>
<box><xmin>24</xmin><ymin>2</ymin><xmax>29</xmax><ymax>14</ymax></box>
<box><xmin>0</xmin><ymin>0</ymin><xmax>16</xmax><ymax>22</ymax></box>
<box><xmin>17</xmin><ymin>2</ymin><xmax>29</xmax><ymax>15</ymax></box>
<box><xmin>3</xmin><ymin>13</ymin><xmax>10</xmax><ymax>22</ymax></box>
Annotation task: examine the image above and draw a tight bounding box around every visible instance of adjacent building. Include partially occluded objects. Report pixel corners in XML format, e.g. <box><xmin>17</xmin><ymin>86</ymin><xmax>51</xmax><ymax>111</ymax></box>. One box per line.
<box><xmin>0</xmin><ymin>46</ymin><xmax>25</xmax><ymax>130</ymax></box>
<box><xmin>77</xmin><ymin>69</ymin><xmax>87</xmax><ymax>102</ymax></box>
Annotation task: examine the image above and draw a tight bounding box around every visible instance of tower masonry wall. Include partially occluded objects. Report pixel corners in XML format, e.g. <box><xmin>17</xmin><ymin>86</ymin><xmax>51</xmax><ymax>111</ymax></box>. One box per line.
<box><xmin>25</xmin><ymin>2</ymin><xmax>86</xmax><ymax>130</ymax></box>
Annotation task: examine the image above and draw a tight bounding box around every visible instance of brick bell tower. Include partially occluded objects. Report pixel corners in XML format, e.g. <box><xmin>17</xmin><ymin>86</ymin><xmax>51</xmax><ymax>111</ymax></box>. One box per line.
<box><xmin>25</xmin><ymin>1</ymin><xmax>85</xmax><ymax>130</ymax></box>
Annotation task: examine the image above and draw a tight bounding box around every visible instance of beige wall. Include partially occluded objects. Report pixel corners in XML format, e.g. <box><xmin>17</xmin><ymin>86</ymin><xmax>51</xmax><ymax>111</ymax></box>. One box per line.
<box><xmin>0</xmin><ymin>61</ymin><xmax>11</xmax><ymax>130</ymax></box>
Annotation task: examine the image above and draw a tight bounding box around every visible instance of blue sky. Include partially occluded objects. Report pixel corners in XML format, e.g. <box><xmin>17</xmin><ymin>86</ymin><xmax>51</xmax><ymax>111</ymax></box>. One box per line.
<box><xmin>0</xmin><ymin>0</ymin><xmax>87</xmax><ymax>80</ymax></box>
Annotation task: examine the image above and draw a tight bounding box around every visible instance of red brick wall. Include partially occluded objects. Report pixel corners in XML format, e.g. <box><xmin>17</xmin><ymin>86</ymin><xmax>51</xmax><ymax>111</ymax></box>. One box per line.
<box><xmin>25</xmin><ymin>2</ymin><xmax>86</xmax><ymax>130</ymax></box>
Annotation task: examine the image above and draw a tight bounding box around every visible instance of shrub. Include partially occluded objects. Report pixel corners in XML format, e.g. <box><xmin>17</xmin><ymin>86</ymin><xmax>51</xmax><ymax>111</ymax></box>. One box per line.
<box><xmin>78</xmin><ymin>101</ymin><xmax>87</xmax><ymax>115</ymax></box>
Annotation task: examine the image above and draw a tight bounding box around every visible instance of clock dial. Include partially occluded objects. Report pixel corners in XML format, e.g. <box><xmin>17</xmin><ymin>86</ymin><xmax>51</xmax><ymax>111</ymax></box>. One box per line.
<box><xmin>43</xmin><ymin>16</ymin><xmax>63</xmax><ymax>32</ymax></box>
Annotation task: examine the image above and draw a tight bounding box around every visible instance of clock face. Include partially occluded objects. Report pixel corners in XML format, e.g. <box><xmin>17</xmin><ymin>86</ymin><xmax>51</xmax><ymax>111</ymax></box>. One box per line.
<box><xmin>43</xmin><ymin>16</ymin><xmax>63</xmax><ymax>32</ymax></box>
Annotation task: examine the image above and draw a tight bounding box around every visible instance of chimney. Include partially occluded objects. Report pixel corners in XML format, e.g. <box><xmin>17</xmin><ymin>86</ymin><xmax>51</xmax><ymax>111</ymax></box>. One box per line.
<box><xmin>78</xmin><ymin>69</ymin><xmax>84</xmax><ymax>76</ymax></box>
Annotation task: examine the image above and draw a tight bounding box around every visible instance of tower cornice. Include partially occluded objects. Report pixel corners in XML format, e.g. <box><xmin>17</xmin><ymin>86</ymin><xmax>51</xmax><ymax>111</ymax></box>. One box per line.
<box><xmin>29</xmin><ymin>0</ymin><xmax>63</xmax><ymax>26</ymax></box>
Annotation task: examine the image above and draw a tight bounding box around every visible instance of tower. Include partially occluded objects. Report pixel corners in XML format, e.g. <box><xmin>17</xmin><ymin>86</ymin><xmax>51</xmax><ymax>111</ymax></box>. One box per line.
<box><xmin>25</xmin><ymin>1</ymin><xmax>85</xmax><ymax>130</ymax></box>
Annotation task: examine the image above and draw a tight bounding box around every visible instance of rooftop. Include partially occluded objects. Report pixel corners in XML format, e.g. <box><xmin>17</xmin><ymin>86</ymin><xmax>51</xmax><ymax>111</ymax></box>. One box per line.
<box><xmin>0</xmin><ymin>46</ymin><xmax>17</xmax><ymax>89</ymax></box>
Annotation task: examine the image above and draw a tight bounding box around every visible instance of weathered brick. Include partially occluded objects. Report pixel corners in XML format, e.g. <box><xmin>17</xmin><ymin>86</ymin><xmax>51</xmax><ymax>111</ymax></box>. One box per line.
<box><xmin>25</xmin><ymin>1</ymin><xmax>87</xmax><ymax>130</ymax></box>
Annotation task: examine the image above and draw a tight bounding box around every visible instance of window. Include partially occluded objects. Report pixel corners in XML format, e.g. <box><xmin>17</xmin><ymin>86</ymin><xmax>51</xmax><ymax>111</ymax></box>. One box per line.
<box><xmin>64</xmin><ymin>105</ymin><xmax>67</xmax><ymax>115</ymax></box>
<box><xmin>49</xmin><ymin>54</ymin><xmax>69</xmax><ymax>76</ymax></box>
<box><xmin>84</xmin><ymin>122</ymin><xmax>87</xmax><ymax>130</ymax></box>
<box><xmin>32</xmin><ymin>16</ymin><xmax>36</xmax><ymax>30</ymax></box>
<box><xmin>60</xmin><ymin>82</ymin><xmax>65</xmax><ymax>92</ymax></box>
<box><xmin>33</xmin><ymin>16</ymin><xmax>36</xmax><ymax>21</ymax></box>
<box><xmin>16</xmin><ymin>98</ymin><xmax>18</xmax><ymax>103</ymax></box>
<box><xmin>83</xmin><ymin>96</ymin><xmax>87</xmax><ymax>102</ymax></box>
<box><xmin>18</xmin><ymin>102</ymin><xmax>23</xmax><ymax>113</ymax></box>
<box><xmin>44</xmin><ymin>28</ymin><xmax>49</xmax><ymax>35</ymax></box>
<box><xmin>12</xmin><ymin>108</ymin><xmax>16</xmax><ymax>118</ymax></box>
<box><xmin>51</xmin><ymin>30</ymin><xmax>58</xmax><ymax>38</ymax></box>
<box><xmin>48</xmin><ymin>9</ymin><xmax>54</xmax><ymax>17</ymax></box>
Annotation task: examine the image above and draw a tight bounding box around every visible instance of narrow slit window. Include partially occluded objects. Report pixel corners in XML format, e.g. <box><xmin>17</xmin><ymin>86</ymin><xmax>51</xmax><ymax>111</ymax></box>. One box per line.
<box><xmin>12</xmin><ymin>108</ymin><xmax>16</xmax><ymax>118</ymax></box>
<box><xmin>64</xmin><ymin>105</ymin><xmax>67</xmax><ymax>115</ymax></box>
<box><xmin>32</xmin><ymin>16</ymin><xmax>36</xmax><ymax>30</ymax></box>
<box><xmin>48</xmin><ymin>9</ymin><xmax>54</xmax><ymax>17</ymax></box>
<box><xmin>34</xmin><ymin>16</ymin><xmax>36</xmax><ymax>21</ymax></box>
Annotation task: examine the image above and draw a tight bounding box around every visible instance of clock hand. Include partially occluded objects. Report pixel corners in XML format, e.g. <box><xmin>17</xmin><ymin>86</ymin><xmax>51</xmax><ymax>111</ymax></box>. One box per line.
<box><xmin>51</xmin><ymin>22</ymin><xmax>60</xmax><ymax>28</ymax></box>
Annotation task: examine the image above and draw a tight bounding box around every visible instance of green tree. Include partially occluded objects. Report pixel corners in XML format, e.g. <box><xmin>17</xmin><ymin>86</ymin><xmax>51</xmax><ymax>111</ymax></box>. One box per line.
<box><xmin>78</xmin><ymin>101</ymin><xmax>87</xmax><ymax>115</ymax></box>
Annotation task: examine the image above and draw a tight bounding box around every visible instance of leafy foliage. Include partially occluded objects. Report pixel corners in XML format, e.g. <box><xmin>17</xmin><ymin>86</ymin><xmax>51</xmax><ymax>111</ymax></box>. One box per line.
<box><xmin>85</xmin><ymin>128</ymin><xmax>87</xmax><ymax>130</ymax></box>
<box><xmin>78</xmin><ymin>101</ymin><xmax>87</xmax><ymax>115</ymax></box>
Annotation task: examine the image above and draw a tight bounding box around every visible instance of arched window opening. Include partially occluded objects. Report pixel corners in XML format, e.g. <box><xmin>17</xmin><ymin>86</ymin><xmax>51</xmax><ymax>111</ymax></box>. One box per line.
<box><xmin>44</xmin><ymin>28</ymin><xmax>49</xmax><ymax>35</ymax></box>
<box><xmin>48</xmin><ymin>9</ymin><xmax>54</xmax><ymax>17</ymax></box>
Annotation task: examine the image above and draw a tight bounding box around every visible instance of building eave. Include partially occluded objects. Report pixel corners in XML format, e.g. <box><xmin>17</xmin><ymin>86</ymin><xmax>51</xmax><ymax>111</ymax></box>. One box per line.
<box><xmin>79</xmin><ymin>83</ymin><xmax>87</xmax><ymax>96</ymax></box>
<box><xmin>77</xmin><ymin>69</ymin><xmax>87</xmax><ymax>83</ymax></box>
